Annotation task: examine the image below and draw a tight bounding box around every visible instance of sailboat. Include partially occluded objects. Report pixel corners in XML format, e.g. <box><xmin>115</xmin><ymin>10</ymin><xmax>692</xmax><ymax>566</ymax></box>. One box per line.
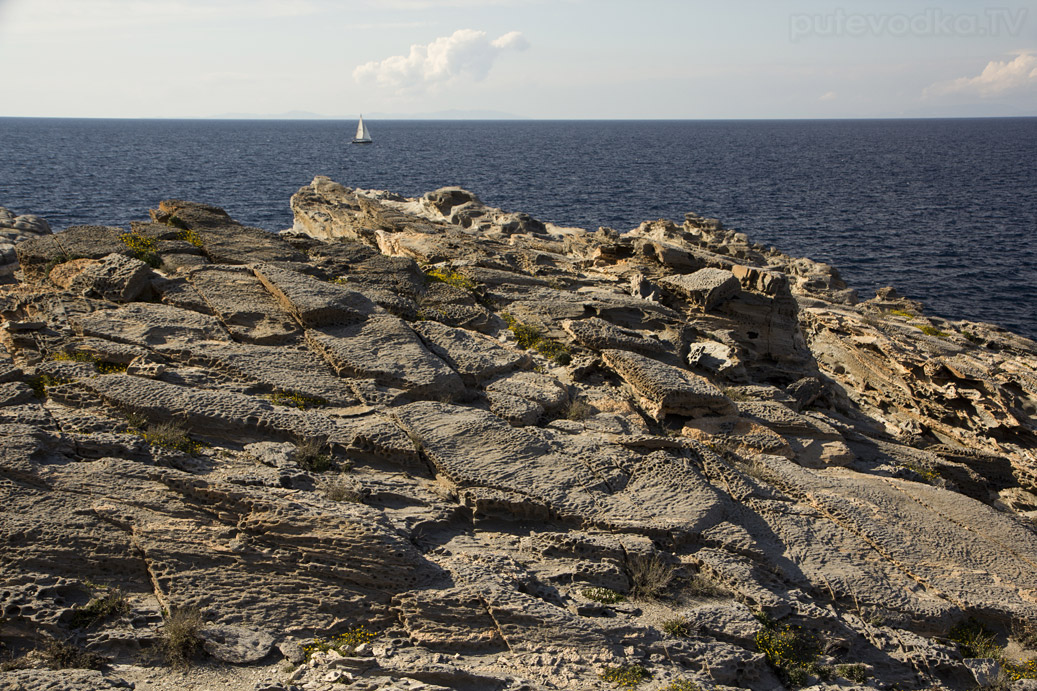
<box><xmin>352</xmin><ymin>115</ymin><xmax>372</xmax><ymax>144</ymax></box>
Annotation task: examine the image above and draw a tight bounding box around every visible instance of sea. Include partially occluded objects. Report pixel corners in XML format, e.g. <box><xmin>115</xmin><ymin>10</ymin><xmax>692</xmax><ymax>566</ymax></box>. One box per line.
<box><xmin>1</xmin><ymin>117</ymin><xmax>1035</xmax><ymax>339</ymax></box>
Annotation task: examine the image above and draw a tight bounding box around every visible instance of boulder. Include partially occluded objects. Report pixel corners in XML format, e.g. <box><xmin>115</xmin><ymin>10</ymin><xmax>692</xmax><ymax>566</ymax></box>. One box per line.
<box><xmin>601</xmin><ymin>349</ymin><xmax>737</xmax><ymax>419</ymax></box>
<box><xmin>659</xmin><ymin>268</ymin><xmax>741</xmax><ymax>310</ymax></box>
<box><xmin>68</xmin><ymin>253</ymin><xmax>155</xmax><ymax>302</ymax></box>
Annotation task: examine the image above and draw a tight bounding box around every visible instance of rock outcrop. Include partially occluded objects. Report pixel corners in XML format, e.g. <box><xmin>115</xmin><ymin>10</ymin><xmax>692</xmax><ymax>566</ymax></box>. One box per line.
<box><xmin>1</xmin><ymin>177</ymin><xmax>1035</xmax><ymax>691</ymax></box>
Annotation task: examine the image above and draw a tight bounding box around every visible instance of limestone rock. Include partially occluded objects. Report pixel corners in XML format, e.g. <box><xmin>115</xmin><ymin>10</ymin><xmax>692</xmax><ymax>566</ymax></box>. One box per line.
<box><xmin>659</xmin><ymin>268</ymin><xmax>741</xmax><ymax>310</ymax></box>
<box><xmin>71</xmin><ymin>302</ymin><xmax>231</xmax><ymax>346</ymax></box>
<box><xmin>411</xmin><ymin>320</ymin><xmax>528</xmax><ymax>385</ymax></box>
<box><xmin>188</xmin><ymin>265</ymin><xmax>298</xmax><ymax>343</ymax></box>
<box><xmin>601</xmin><ymin>349</ymin><xmax>737</xmax><ymax>419</ymax></box>
<box><xmin>306</xmin><ymin>316</ymin><xmax>464</xmax><ymax>399</ymax></box>
<box><xmin>199</xmin><ymin>624</ymin><xmax>276</xmax><ymax>663</ymax></box>
<box><xmin>253</xmin><ymin>262</ymin><xmax>377</xmax><ymax>327</ymax></box>
<box><xmin>68</xmin><ymin>252</ymin><xmax>155</xmax><ymax>302</ymax></box>
<box><xmin>3</xmin><ymin>179</ymin><xmax>1037</xmax><ymax>691</ymax></box>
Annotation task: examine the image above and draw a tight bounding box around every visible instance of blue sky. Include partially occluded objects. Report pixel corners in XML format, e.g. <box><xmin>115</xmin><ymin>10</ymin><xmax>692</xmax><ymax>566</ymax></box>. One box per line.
<box><xmin>0</xmin><ymin>0</ymin><xmax>1035</xmax><ymax>118</ymax></box>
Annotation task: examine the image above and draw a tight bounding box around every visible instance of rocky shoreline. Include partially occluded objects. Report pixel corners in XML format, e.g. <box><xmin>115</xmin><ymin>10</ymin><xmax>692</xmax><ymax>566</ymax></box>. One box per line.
<box><xmin>1</xmin><ymin>177</ymin><xmax>1035</xmax><ymax>691</ymax></box>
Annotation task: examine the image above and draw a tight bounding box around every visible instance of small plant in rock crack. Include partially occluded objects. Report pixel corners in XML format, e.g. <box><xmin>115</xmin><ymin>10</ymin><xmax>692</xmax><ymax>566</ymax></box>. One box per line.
<box><xmin>501</xmin><ymin>312</ymin><xmax>572</xmax><ymax>365</ymax></box>
<box><xmin>565</xmin><ymin>398</ymin><xmax>595</xmax><ymax>421</ymax></box>
<box><xmin>143</xmin><ymin>420</ymin><xmax>202</xmax><ymax>454</ymax></box>
<box><xmin>599</xmin><ymin>663</ymin><xmax>651</xmax><ymax>688</ymax></box>
<box><xmin>662</xmin><ymin>617</ymin><xmax>692</xmax><ymax>638</ymax></box>
<box><xmin>835</xmin><ymin>663</ymin><xmax>869</xmax><ymax>683</ymax></box>
<box><xmin>67</xmin><ymin>588</ymin><xmax>130</xmax><ymax>629</ymax></box>
<box><xmin>949</xmin><ymin>618</ymin><xmax>1003</xmax><ymax>660</ymax></box>
<box><xmin>28</xmin><ymin>373</ymin><xmax>72</xmax><ymax>399</ymax></box>
<box><xmin>266</xmin><ymin>390</ymin><xmax>328</xmax><ymax>410</ymax></box>
<box><xmin>682</xmin><ymin>570</ymin><xmax>731</xmax><ymax>599</ymax></box>
<box><xmin>628</xmin><ymin>554</ymin><xmax>675</xmax><ymax>601</ymax></box>
<box><xmin>754</xmin><ymin>613</ymin><xmax>827</xmax><ymax>688</ymax></box>
<box><xmin>40</xmin><ymin>638</ymin><xmax>107</xmax><ymax>670</ymax></box>
<box><xmin>662</xmin><ymin>681</ymin><xmax>702</xmax><ymax>691</ymax></box>
<box><xmin>580</xmin><ymin>586</ymin><xmax>625</xmax><ymax>604</ymax></box>
<box><xmin>319</xmin><ymin>474</ymin><xmax>362</xmax><ymax>502</ymax></box>
<box><xmin>119</xmin><ymin>230</ymin><xmax>161</xmax><ymax>267</ymax></box>
<box><xmin>161</xmin><ymin>607</ymin><xmax>204</xmax><ymax>669</ymax></box>
<box><xmin>303</xmin><ymin>625</ymin><xmax>378</xmax><ymax>661</ymax></box>
<box><xmin>294</xmin><ymin>438</ymin><xmax>333</xmax><ymax>472</ymax></box>
<box><xmin>425</xmin><ymin>266</ymin><xmax>481</xmax><ymax>293</ymax></box>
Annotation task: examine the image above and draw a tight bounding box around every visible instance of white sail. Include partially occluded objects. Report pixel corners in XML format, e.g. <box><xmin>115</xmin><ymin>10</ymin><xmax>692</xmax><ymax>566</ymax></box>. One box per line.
<box><xmin>354</xmin><ymin>115</ymin><xmax>371</xmax><ymax>142</ymax></box>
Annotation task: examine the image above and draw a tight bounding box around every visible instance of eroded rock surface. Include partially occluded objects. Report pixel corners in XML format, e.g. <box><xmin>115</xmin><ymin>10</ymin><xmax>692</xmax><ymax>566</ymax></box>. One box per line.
<box><xmin>2</xmin><ymin>180</ymin><xmax>1036</xmax><ymax>691</ymax></box>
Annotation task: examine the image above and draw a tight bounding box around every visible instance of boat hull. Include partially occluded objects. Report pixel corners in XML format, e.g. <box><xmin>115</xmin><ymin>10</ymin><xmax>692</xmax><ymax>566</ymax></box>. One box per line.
<box><xmin>352</xmin><ymin>139</ymin><xmax>373</xmax><ymax>144</ymax></box>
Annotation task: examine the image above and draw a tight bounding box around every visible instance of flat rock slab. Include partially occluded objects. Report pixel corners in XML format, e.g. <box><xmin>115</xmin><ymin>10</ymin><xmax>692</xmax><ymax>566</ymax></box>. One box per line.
<box><xmin>306</xmin><ymin>316</ymin><xmax>464</xmax><ymax>399</ymax></box>
<box><xmin>0</xmin><ymin>669</ymin><xmax>134</xmax><ymax>691</ymax></box>
<box><xmin>392</xmin><ymin>401</ymin><xmax>605</xmax><ymax>522</ymax></box>
<box><xmin>771</xmin><ymin>460</ymin><xmax>1037</xmax><ymax>624</ymax></box>
<box><xmin>188</xmin><ymin>265</ymin><xmax>298</xmax><ymax>344</ymax></box>
<box><xmin>78</xmin><ymin>373</ymin><xmax>353</xmax><ymax>445</ymax></box>
<box><xmin>562</xmin><ymin>316</ymin><xmax>671</xmax><ymax>354</ymax></box>
<box><xmin>199</xmin><ymin>624</ymin><xmax>276</xmax><ymax>663</ymax></box>
<box><xmin>15</xmin><ymin>226</ymin><xmax>129</xmax><ymax>283</ymax></box>
<box><xmin>193</xmin><ymin>224</ymin><xmax>307</xmax><ymax>265</ymax></box>
<box><xmin>71</xmin><ymin>302</ymin><xmax>231</xmax><ymax>346</ymax></box>
<box><xmin>253</xmin><ymin>262</ymin><xmax>377</xmax><ymax>327</ymax></box>
<box><xmin>162</xmin><ymin>341</ymin><xmax>361</xmax><ymax>407</ymax></box>
<box><xmin>659</xmin><ymin>268</ymin><xmax>741</xmax><ymax>310</ymax></box>
<box><xmin>601</xmin><ymin>349</ymin><xmax>736</xmax><ymax>419</ymax></box>
<box><xmin>411</xmin><ymin>320</ymin><xmax>528</xmax><ymax>386</ymax></box>
<box><xmin>486</xmin><ymin>390</ymin><xmax>543</xmax><ymax>426</ymax></box>
<box><xmin>485</xmin><ymin>371</ymin><xmax>568</xmax><ymax>412</ymax></box>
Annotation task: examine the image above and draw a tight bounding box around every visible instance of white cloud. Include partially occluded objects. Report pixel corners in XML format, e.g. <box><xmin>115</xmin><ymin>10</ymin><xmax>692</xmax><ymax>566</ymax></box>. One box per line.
<box><xmin>819</xmin><ymin>91</ymin><xmax>838</xmax><ymax>102</ymax></box>
<box><xmin>353</xmin><ymin>29</ymin><xmax>529</xmax><ymax>92</ymax></box>
<box><xmin>925</xmin><ymin>53</ymin><xmax>1037</xmax><ymax>98</ymax></box>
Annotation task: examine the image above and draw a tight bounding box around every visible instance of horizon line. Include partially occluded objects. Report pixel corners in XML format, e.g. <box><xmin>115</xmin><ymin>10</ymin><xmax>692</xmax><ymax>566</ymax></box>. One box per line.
<box><xmin>2</xmin><ymin>115</ymin><xmax>1036</xmax><ymax>122</ymax></box>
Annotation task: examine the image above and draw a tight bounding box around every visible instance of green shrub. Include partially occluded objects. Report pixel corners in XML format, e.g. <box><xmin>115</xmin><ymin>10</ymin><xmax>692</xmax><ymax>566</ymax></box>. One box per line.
<box><xmin>501</xmin><ymin>313</ymin><xmax>571</xmax><ymax>365</ymax></box>
<box><xmin>320</xmin><ymin>475</ymin><xmax>361</xmax><ymax>502</ymax></box>
<box><xmin>161</xmin><ymin>607</ymin><xmax>203</xmax><ymax>669</ymax></box>
<box><xmin>425</xmin><ymin>267</ymin><xmax>480</xmax><ymax>293</ymax></box>
<box><xmin>266</xmin><ymin>390</ymin><xmax>328</xmax><ymax>410</ymax></box>
<box><xmin>836</xmin><ymin>663</ymin><xmax>868</xmax><ymax>683</ymax></box>
<box><xmin>662</xmin><ymin>681</ymin><xmax>701</xmax><ymax>691</ymax></box>
<box><xmin>303</xmin><ymin>625</ymin><xmax>378</xmax><ymax>661</ymax></box>
<box><xmin>40</xmin><ymin>638</ymin><xmax>107</xmax><ymax>670</ymax></box>
<box><xmin>1005</xmin><ymin>658</ymin><xmax>1037</xmax><ymax>680</ymax></box>
<box><xmin>600</xmin><ymin>664</ymin><xmax>650</xmax><ymax>688</ymax></box>
<box><xmin>899</xmin><ymin>461</ymin><xmax>939</xmax><ymax>484</ymax></box>
<box><xmin>119</xmin><ymin>231</ymin><xmax>161</xmax><ymax>268</ymax></box>
<box><xmin>295</xmin><ymin>438</ymin><xmax>332</xmax><ymax>472</ymax></box>
<box><xmin>628</xmin><ymin>554</ymin><xmax>675</xmax><ymax>600</ymax></box>
<box><xmin>581</xmin><ymin>587</ymin><xmax>625</xmax><ymax>604</ymax></box>
<box><xmin>175</xmin><ymin>228</ymin><xmax>205</xmax><ymax>247</ymax></box>
<box><xmin>755</xmin><ymin>616</ymin><xmax>824</xmax><ymax>688</ymax></box>
<box><xmin>143</xmin><ymin>420</ymin><xmax>202</xmax><ymax>454</ymax></box>
<box><xmin>28</xmin><ymin>373</ymin><xmax>70</xmax><ymax>399</ymax></box>
<box><xmin>662</xmin><ymin>618</ymin><xmax>692</xmax><ymax>638</ymax></box>
<box><xmin>68</xmin><ymin>589</ymin><xmax>129</xmax><ymax>629</ymax></box>
<box><xmin>914</xmin><ymin>324</ymin><xmax>949</xmax><ymax>338</ymax></box>
<box><xmin>949</xmin><ymin>619</ymin><xmax>1003</xmax><ymax>659</ymax></box>
<box><xmin>565</xmin><ymin>398</ymin><xmax>595</xmax><ymax>421</ymax></box>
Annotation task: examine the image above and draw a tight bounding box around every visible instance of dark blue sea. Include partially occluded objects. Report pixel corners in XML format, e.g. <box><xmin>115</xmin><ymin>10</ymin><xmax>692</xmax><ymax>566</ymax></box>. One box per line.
<box><xmin>1</xmin><ymin>118</ymin><xmax>1035</xmax><ymax>339</ymax></box>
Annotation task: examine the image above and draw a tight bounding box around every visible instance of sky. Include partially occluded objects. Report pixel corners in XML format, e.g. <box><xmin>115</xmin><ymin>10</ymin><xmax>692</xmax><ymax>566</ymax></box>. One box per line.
<box><xmin>0</xmin><ymin>0</ymin><xmax>1035</xmax><ymax>119</ymax></box>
